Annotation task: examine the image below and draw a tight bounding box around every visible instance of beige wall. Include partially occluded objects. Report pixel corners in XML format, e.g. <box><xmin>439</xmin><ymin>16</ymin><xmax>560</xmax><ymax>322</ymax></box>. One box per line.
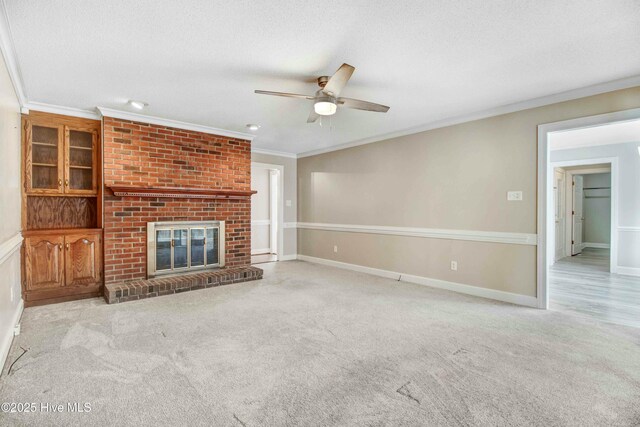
<box><xmin>251</xmin><ymin>152</ymin><xmax>297</xmax><ymax>257</ymax></box>
<box><xmin>297</xmin><ymin>86</ymin><xmax>640</xmax><ymax>297</ymax></box>
<box><xmin>0</xmin><ymin>50</ymin><xmax>23</xmax><ymax>369</ymax></box>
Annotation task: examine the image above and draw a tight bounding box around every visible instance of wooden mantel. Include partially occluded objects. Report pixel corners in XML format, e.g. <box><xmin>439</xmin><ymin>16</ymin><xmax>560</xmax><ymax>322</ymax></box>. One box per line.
<box><xmin>107</xmin><ymin>185</ymin><xmax>256</xmax><ymax>199</ymax></box>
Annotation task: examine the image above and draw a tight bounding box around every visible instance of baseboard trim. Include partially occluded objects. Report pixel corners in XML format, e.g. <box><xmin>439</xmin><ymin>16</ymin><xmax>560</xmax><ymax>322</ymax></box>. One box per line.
<box><xmin>583</xmin><ymin>242</ymin><xmax>610</xmax><ymax>249</ymax></box>
<box><xmin>279</xmin><ymin>254</ymin><xmax>298</xmax><ymax>261</ymax></box>
<box><xmin>616</xmin><ymin>266</ymin><xmax>640</xmax><ymax>277</ymax></box>
<box><xmin>0</xmin><ymin>298</ymin><xmax>24</xmax><ymax>375</ymax></box>
<box><xmin>251</xmin><ymin>248</ymin><xmax>272</xmax><ymax>255</ymax></box>
<box><xmin>297</xmin><ymin>255</ymin><xmax>538</xmax><ymax>308</ymax></box>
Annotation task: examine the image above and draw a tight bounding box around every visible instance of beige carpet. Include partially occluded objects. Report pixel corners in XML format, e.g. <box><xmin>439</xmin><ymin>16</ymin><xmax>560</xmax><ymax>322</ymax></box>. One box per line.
<box><xmin>1</xmin><ymin>261</ymin><xmax>639</xmax><ymax>426</ymax></box>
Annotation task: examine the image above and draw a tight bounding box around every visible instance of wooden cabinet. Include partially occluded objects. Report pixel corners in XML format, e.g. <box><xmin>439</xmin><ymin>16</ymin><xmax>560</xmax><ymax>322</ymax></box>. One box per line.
<box><xmin>24</xmin><ymin>235</ymin><xmax>65</xmax><ymax>291</ymax></box>
<box><xmin>23</xmin><ymin>230</ymin><xmax>103</xmax><ymax>305</ymax></box>
<box><xmin>22</xmin><ymin>109</ymin><xmax>103</xmax><ymax>306</ymax></box>
<box><xmin>24</xmin><ymin>115</ymin><xmax>99</xmax><ymax>196</ymax></box>
<box><xmin>65</xmin><ymin>233</ymin><xmax>102</xmax><ymax>287</ymax></box>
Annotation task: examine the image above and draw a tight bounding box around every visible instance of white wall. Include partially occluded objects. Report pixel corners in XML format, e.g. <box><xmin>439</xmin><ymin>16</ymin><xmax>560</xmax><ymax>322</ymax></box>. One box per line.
<box><xmin>251</xmin><ymin>152</ymin><xmax>297</xmax><ymax>259</ymax></box>
<box><xmin>0</xmin><ymin>50</ymin><xmax>23</xmax><ymax>370</ymax></box>
<box><xmin>551</xmin><ymin>142</ymin><xmax>640</xmax><ymax>274</ymax></box>
<box><xmin>582</xmin><ymin>173</ymin><xmax>611</xmax><ymax>245</ymax></box>
<box><xmin>251</xmin><ymin>166</ymin><xmax>271</xmax><ymax>254</ymax></box>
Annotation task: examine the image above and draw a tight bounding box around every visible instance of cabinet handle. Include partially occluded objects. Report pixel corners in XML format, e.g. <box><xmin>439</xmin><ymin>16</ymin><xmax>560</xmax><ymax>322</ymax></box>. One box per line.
<box><xmin>58</xmin><ymin>243</ymin><xmax>62</xmax><ymax>251</ymax></box>
<box><xmin>65</xmin><ymin>243</ymin><xmax>70</xmax><ymax>250</ymax></box>
<box><xmin>65</xmin><ymin>179</ymin><xmax>69</xmax><ymax>187</ymax></box>
<box><xmin>58</xmin><ymin>179</ymin><xmax>62</xmax><ymax>187</ymax></box>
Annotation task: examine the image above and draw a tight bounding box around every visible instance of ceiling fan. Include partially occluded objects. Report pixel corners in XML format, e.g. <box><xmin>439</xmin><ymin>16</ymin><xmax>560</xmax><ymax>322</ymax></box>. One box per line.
<box><xmin>255</xmin><ymin>63</ymin><xmax>390</xmax><ymax>123</ymax></box>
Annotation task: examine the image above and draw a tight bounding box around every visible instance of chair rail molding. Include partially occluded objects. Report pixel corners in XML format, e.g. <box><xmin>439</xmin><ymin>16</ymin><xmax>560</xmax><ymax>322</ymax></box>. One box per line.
<box><xmin>296</xmin><ymin>222</ymin><xmax>537</xmax><ymax>245</ymax></box>
<box><xmin>618</xmin><ymin>226</ymin><xmax>640</xmax><ymax>232</ymax></box>
<box><xmin>0</xmin><ymin>232</ymin><xmax>23</xmax><ymax>265</ymax></box>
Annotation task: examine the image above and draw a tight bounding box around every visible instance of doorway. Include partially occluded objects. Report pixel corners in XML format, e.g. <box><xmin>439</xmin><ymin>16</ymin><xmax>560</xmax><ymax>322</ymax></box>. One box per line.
<box><xmin>551</xmin><ymin>164</ymin><xmax>612</xmax><ymax>264</ymax></box>
<box><xmin>538</xmin><ymin>108</ymin><xmax>640</xmax><ymax>327</ymax></box>
<box><xmin>251</xmin><ymin>162</ymin><xmax>283</xmax><ymax>264</ymax></box>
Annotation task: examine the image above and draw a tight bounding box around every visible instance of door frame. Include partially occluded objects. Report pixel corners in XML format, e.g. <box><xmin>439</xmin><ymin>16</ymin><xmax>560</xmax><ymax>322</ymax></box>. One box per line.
<box><xmin>537</xmin><ymin>107</ymin><xmax>640</xmax><ymax>309</ymax></box>
<box><xmin>558</xmin><ymin>165</ymin><xmax>612</xmax><ymax>259</ymax></box>
<box><xmin>251</xmin><ymin>162</ymin><xmax>284</xmax><ymax>261</ymax></box>
<box><xmin>550</xmin><ymin>159</ymin><xmax>617</xmax><ymax>267</ymax></box>
<box><xmin>552</xmin><ymin>168</ymin><xmax>566</xmax><ymax>263</ymax></box>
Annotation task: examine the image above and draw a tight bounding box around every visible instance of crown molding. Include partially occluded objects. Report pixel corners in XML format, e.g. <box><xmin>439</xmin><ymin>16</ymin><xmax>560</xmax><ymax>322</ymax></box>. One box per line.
<box><xmin>97</xmin><ymin>107</ymin><xmax>254</xmax><ymax>141</ymax></box>
<box><xmin>24</xmin><ymin>101</ymin><xmax>101</xmax><ymax>120</ymax></box>
<box><xmin>297</xmin><ymin>74</ymin><xmax>640</xmax><ymax>158</ymax></box>
<box><xmin>0</xmin><ymin>0</ymin><xmax>26</xmax><ymax>105</ymax></box>
<box><xmin>251</xmin><ymin>147</ymin><xmax>297</xmax><ymax>159</ymax></box>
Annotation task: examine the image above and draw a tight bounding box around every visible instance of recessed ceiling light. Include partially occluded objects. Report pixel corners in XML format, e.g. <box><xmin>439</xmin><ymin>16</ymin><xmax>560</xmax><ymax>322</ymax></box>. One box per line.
<box><xmin>246</xmin><ymin>124</ymin><xmax>260</xmax><ymax>131</ymax></box>
<box><xmin>128</xmin><ymin>100</ymin><xmax>148</xmax><ymax>110</ymax></box>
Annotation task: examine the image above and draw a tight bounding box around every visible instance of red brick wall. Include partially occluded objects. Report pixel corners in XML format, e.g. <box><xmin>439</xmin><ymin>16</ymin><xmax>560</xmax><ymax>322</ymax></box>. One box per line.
<box><xmin>103</xmin><ymin>117</ymin><xmax>252</xmax><ymax>285</ymax></box>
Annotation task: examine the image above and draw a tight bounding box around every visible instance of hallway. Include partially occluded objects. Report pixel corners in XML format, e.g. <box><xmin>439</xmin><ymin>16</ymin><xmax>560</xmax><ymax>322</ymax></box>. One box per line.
<box><xmin>550</xmin><ymin>248</ymin><xmax>640</xmax><ymax>328</ymax></box>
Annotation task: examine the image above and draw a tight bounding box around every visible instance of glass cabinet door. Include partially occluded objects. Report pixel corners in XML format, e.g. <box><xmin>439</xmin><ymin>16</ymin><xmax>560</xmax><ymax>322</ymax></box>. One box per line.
<box><xmin>28</xmin><ymin>124</ymin><xmax>63</xmax><ymax>193</ymax></box>
<box><xmin>65</xmin><ymin>127</ymin><xmax>97</xmax><ymax>194</ymax></box>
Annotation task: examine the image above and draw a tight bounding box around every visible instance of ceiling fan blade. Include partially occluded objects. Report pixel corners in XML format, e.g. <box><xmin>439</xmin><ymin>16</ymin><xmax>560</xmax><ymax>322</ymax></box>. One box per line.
<box><xmin>307</xmin><ymin>108</ymin><xmax>319</xmax><ymax>123</ymax></box>
<box><xmin>255</xmin><ymin>90</ymin><xmax>314</xmax><ymax>100</ymax></box>
<box><xmin>337</xmin><ymin>97</ymin><xmax>390</xmax><ymax>113</ymax></box>
<box><xmin>322</xmin><ymin>63</ymin><xmax>355</xmax><ymax>97</ymax></box>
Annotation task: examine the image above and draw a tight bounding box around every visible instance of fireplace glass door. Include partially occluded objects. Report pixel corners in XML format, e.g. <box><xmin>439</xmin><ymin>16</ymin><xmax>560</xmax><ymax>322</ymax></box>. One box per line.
<box><xmin>190</xmin><ymin>228</ymin><xmax>205</xmax><ymax>267</ymax></box>
<box><xmin>156</xmin><ymin>230</ymin><xmax>172</xmax><ymax>271</ymax></box>
<box><xmin>149</xmin><ymin>221</ymin><xmax>224</xmax><ymax>277</ymax></box>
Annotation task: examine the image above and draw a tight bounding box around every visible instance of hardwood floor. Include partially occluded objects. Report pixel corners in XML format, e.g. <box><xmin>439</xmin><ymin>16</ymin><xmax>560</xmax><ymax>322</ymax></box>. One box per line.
<box><xmin>550</xmin><ymin>248</ymin><xmax>640</xmax><ymax>328</ymax></box>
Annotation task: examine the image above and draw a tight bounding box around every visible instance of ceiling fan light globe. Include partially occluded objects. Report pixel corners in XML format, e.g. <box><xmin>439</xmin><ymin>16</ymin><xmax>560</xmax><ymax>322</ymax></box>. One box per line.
<box><xmin>314</xmin><ymin>101</ymin><xmax>337</xmax><ymax>116</ymax></box>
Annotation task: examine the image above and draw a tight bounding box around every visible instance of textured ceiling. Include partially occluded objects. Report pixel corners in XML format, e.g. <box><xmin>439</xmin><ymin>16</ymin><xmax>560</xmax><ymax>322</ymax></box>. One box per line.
<box><xmin>5</xmin><ymin>0</ymin><xmax>640</xmax><ymax>154</ymax></box>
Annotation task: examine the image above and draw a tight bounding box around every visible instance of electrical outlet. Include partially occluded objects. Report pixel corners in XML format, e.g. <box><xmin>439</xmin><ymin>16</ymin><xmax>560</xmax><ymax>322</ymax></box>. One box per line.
<box><xmin>450</xmin><ymin>261</ymin><xmax>458</xmax><ymax>271</ymax></box>
<box><xmin>14</xmin><ymin>324</ymin><xmax>20</xmax><ymax>336</ymax></box>
<box><xmin>10</xmin><ymin>286</ymin><xmax>14</xmax><ymax>302</ymax></box>
<box><xmin>286</xmin><ymin>200</ymin><xmax>292</xmax><ymax>207</ymax></box>
<box><xmin>507</xmin><ymin>191</ymin><xmax>523</xmax><ymax>201</ymax></box>
<box><xmin>333</xmin><ymin>245</ymin><xmax>338</xmax><ymax>253</ymax></box>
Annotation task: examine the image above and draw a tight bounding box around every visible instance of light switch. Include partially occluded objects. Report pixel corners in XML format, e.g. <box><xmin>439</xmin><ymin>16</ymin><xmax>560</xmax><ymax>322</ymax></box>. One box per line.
<box><xmin>507</xmin><ymin>191</ymin><xmax>523</xmax><ymax>201</ymax></box>
<box><xmin>285</xmin><ymin>200</ymin><xmax>292</xmax><ymax>207</ymax></box>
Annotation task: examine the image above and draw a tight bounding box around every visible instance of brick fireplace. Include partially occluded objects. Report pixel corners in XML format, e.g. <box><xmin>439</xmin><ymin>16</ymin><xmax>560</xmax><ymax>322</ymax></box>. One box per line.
<box><xmin>102</xmin><ymin>116</ymin><xmax>261</xmax><ymax>303</ymax></box>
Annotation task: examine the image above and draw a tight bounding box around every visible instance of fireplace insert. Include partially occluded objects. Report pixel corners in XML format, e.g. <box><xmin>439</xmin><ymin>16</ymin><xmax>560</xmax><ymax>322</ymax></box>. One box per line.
<box><xmin>147</xmin><ymin>221</ymin><xmax>225</xmax><ymax>278</ymax></box>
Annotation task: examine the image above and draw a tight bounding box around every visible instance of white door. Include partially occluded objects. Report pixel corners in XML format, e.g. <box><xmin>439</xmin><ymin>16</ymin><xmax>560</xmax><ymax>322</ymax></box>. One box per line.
<box><xmin>251</xmin><ymin>167</ymin><xmax>272</xmax><ymax>255</ymax></box>
<box><xmin>572</xmin><ymin>175</ymin><xmax>584</xmax><ymax>255</ymax></box>
<box><xmin>554</xmin><ymin>170</ymin><xmax>565</xmax><ymax>261</ymax></box>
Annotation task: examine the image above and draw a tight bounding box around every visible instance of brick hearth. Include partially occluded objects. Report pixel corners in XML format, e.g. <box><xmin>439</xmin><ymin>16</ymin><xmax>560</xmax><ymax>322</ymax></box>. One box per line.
<box><xmin>105</xmin><ymin>266</ymin><xmax>263</xmax><ymax>304</ymax></box>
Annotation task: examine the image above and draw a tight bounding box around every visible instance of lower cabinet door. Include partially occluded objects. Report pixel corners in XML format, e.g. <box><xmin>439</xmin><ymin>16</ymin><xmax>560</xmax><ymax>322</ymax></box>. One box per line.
<box><xmin>64</xmin><ymin>232</ymin><xmax>102</xmax><ymax>287</ymax></box>
<box><xmin>24</xmin><ymin>235</ymin><xmax>65</xmax><ymax>291</ymax></box>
